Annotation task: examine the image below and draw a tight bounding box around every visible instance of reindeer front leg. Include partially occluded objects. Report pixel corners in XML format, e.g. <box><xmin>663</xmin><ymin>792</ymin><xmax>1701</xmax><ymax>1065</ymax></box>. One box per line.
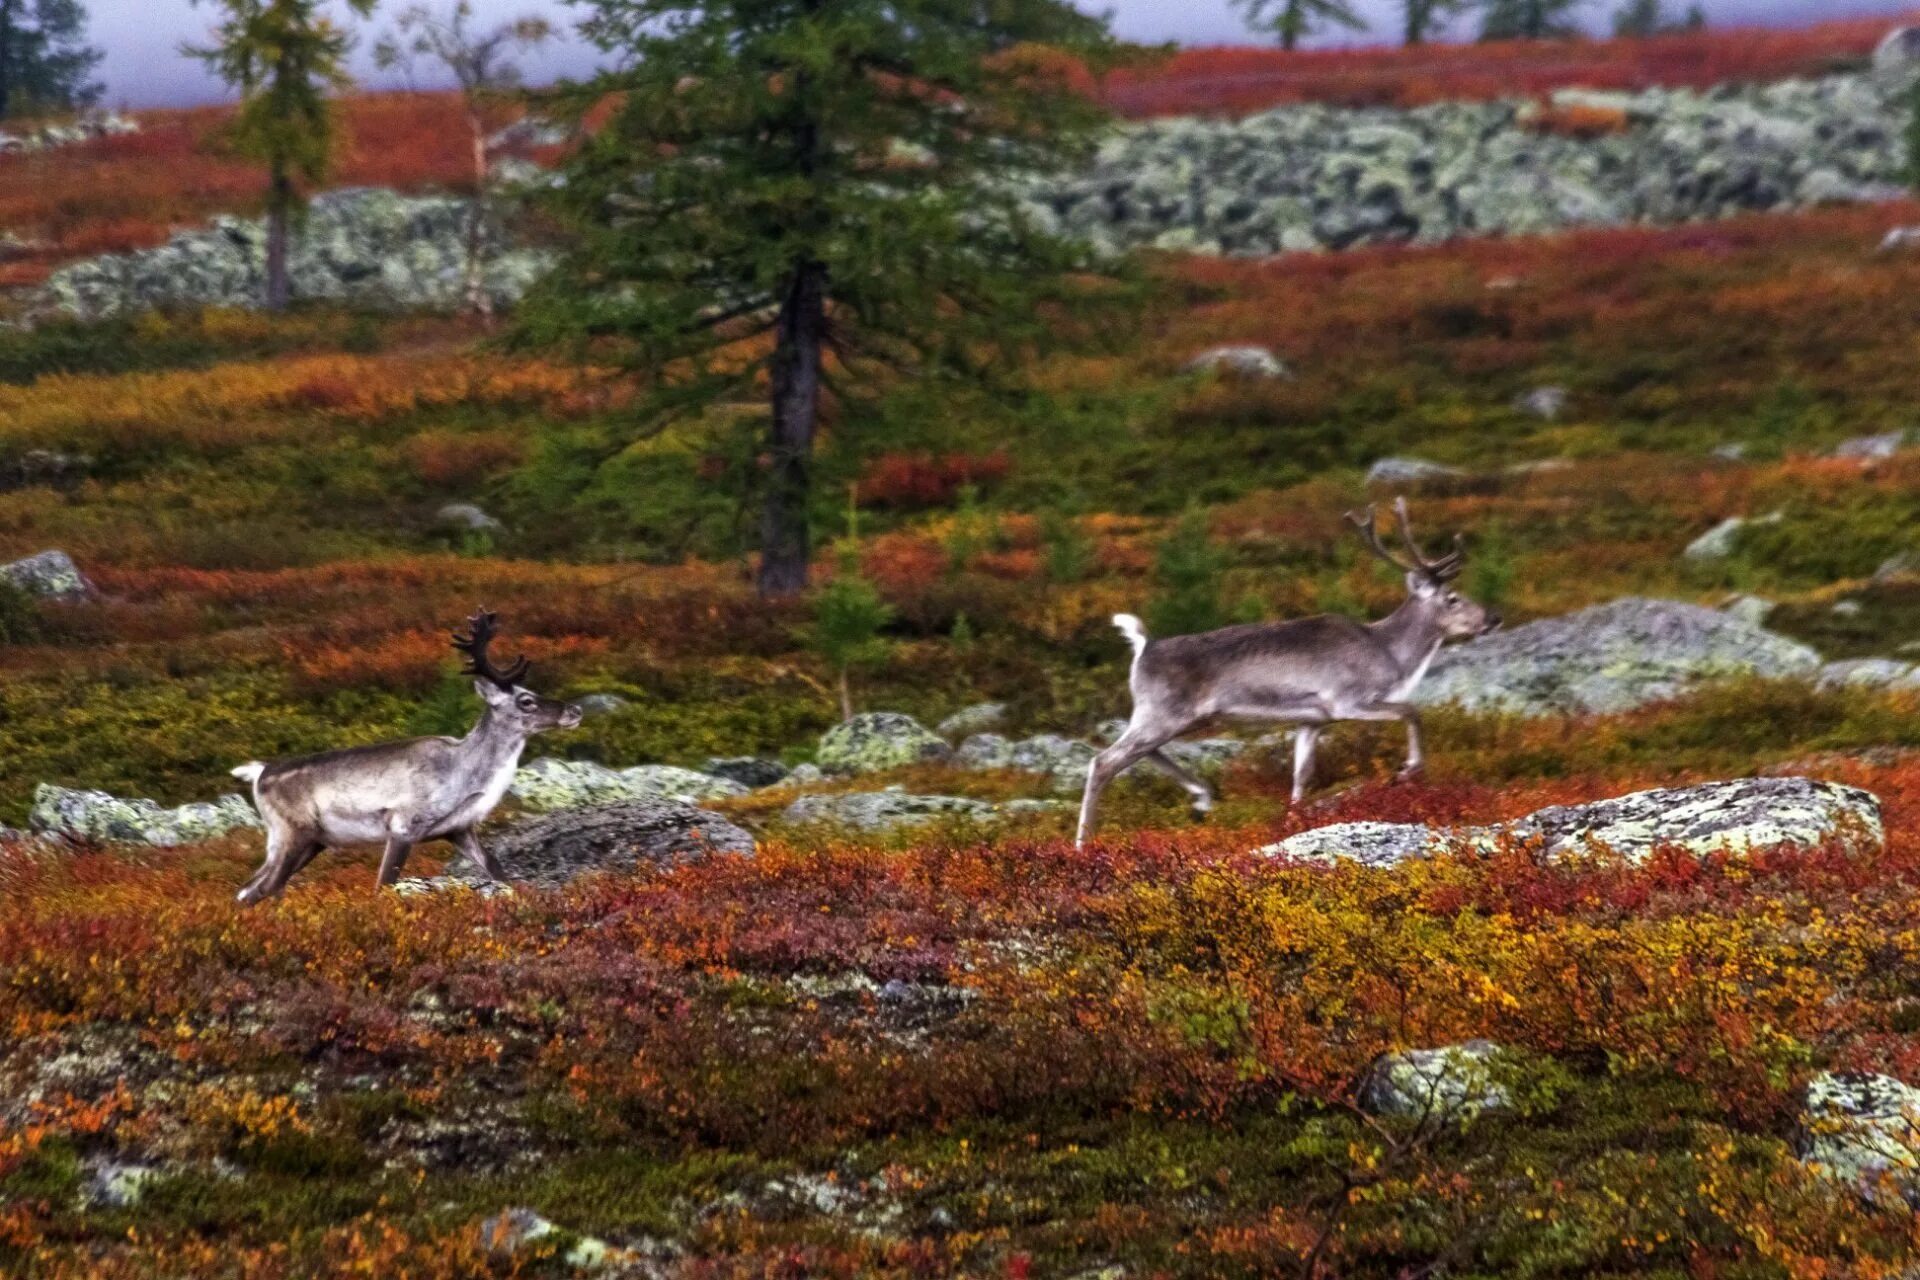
<box><xmin>1347</xmin><ymin>702</ymin><xmax>1424</xmax><ymax>781</ymax></box>
<box><xmin>448</xmin><ymin>828</ymin><xmax>507</xmax><ymax>883</ymax></box>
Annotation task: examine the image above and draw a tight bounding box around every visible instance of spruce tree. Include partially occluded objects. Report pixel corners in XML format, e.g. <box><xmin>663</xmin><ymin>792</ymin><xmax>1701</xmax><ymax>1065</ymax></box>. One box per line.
<box><xmin>1234</xmin><ymin>0</ymin><xmax>1368</xmax><ymax>51</ymax></box>
<box><xmin>521</xmin><ymin>0</ymin><xmax>1114</xmax><ymax>596</ymax></box>
<box><xmin>1479</xmin><ymin>0</ymin><xmax>1585</xmax><ymax>41</ymax></box>
<box><xmin>186</xmin><ymin>0</ymin><xmax>375</xmax><ymax>311</ymax></box>
<box><xmin>1400</xmin><ymin>0</ymin><xmax>1468</xmax><ymax>47</ymax></box>
<box><xmin>0</xmin><ymin>0</ymin><xmax>102</xmax><ymax>119</ymax></box>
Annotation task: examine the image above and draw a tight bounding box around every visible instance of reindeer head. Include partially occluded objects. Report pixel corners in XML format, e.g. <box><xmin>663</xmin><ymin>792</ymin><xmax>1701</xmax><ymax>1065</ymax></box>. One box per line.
<box><xmin>1345</xmin><ymin>498</ymin><xmax>1501</xmax><ymax>641</ymax></box>
<box><xmin>453</xmin><ymin>610</ymin><xmax>583</xmax><ymax>733</ymax></box>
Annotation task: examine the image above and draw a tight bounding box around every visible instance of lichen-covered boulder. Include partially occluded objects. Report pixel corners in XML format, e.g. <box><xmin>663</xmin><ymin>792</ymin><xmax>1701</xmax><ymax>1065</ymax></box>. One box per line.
<box><xmin>936</xmin><ymin>702</ymin><xmax>1008</xmax><ymax>740</ymax></box>
<box><xmin>955</xmin><ymin>733</ymin><xmax>1015</xmax><ymax>769</ymax></box>
<box><xmin>1181</xmin><ymin>345</ymin><xmax>1288</xmax><ymax>378</ymax></box>
<box><xmin>85</xmin><ymin>1160</ymin><xmax>159</xmax><ymax>1209</ymax></box>
<box><xmin>1008</xmin><ymin>734</ymin><xmax>1098</xmax><ymax>789</ymax></box>
<box><xmin>1416</xmin><ymin>598</ymin><xmax>1822</xmax><ymax>717</ymax></box>
<box><xmin>463</xmin><ymin>799</ymin><xmax>753</xmax><ymax>889</ymax></box>
<box><xmin>1512</xmin><ymin>386</ymin><xmax>1568</xmax><ymax>421</ymax></box>
<box><xmin>1873</xmin><ymin>26</ymin><xmax>1920</xmax><ymax>89</ymax></box>
<box><xmin>477</xmin><ymin>1205</ymin><xmax>620</xmax><ymax>1269</ymax></box>
<box><xmin>1</xmin><ymin>549</ymin><xmax>92</xmax><ymax>601</ymax></box>
<box><xmin>29</xmin><ymin>784</ymin><xmax>261</xmax><ymax>847</ymax></box>
<box><xmin>1816</xmin><ymin>658</ymin><xmax>1917</xmax><ymax>690</ymax></box>
<box><xmin>1361</xmin><ymin>1041</ymin><xmax>1509</xmax><ymax>1121</ymax></box>
<box><xmin>434</xmin><ymin>502</ymin><xmax>504</xmax><ymax>534</ymax></box>
<box><xmin>1829</xmin><ymin>430</ymin><xmax>1909</xmax><ymax>462</ymax></box>
<box><xmin>1799</xmin><ymin>1072</ymin><xmax>1920</xmax><ymax>1207</ymax></box>
<box><xmin>1364</xmin><ymin>456</ymin><xmax>1467</xmax><ymax>488</ymax></box>
<box><xmin>815</xmin><ymin>713</ymin><xmax>952</xmax><ymax>775</ymax></box>
<box><xmin>508</xmin><ymin>758</ymin><xmax>746</xmax><ymax>812</ymax></box>
<box><xmin>1259</xmin><ymin>777</ymin><xmax>1881</xmax><ymax>868</ymax></box>
<box><xmin>702</xmin><ymin>757</ymin><xmax>791</xmax><ymax>789</ymax></box>
<box><xmin>781</xmin><ymin>790</ymin><xmax>995</xmax><ymax>832</ymax></box>
<box><xmin>1505</xmin><ymin>777</ymin><xmax>1882</xmax><ymax>862</ymax></box>
<box><xmin>1260</xmin><ymin>821</ymin><xmax>1441</xmax><ymax>868</ymax></box>
<box><xmin>1683</xmin><ymin>513</ymin><xmax>1779</xmax><ymax>562</ymax></box>
<box><xmin>1163</xmin><ymin>738</ymin><xmax>1249</xmax><ymax>773</ymax></box>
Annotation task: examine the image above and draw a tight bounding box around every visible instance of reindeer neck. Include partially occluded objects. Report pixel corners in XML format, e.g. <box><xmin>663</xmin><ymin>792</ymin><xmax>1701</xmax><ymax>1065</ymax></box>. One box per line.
<box><xmin>1366</xmin><ymin>597</ymin><xmax>1443</xmax><ymax>674</ymax></box>
<box><xmin>460</xmin><ymin>706</ymin><xmax>530</xmax><ymax>770</ymax></box>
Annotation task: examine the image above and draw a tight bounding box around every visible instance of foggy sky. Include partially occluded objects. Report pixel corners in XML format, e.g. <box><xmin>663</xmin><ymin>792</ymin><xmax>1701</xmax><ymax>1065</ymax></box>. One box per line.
<box><xmin>87</xmin><ymin>0</ymin><xmax>1920</xmax><ymax>109</ymax></box>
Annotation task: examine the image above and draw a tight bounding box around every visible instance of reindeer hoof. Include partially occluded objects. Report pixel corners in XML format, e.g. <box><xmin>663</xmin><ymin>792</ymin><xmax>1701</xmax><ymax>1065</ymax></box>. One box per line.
<box><xmin>1395</xmin><ymin>765</ymin><xmax>1425</xmax><ymax>783</ymax></box>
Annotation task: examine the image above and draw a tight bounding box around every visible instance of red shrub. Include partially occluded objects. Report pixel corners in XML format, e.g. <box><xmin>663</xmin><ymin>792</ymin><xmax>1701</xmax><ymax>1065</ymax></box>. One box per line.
<box><xmin>855</xmin><ymin>449</ymin><xmax>1011</xmax><ymax>510</ymax></box>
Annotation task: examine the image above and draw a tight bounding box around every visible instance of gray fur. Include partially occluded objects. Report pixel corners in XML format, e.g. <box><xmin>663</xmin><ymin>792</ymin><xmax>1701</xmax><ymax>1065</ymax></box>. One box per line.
<box><xmin>1075</xmin><ymin>501</ymin><xmax>1498</xmax><ymax>846</ymax></box>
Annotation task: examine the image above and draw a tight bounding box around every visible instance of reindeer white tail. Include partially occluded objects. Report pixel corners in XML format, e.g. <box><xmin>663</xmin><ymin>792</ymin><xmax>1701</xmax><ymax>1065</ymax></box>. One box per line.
<box><xmin>1112</xmin><ymin>614</ymin><xmax>1149</xmax><ymax>659</ymax></box>
<box><xmin>231</xmin><ymin>763</ymin><xmax>265</xmax><ymax>785</ymax></box>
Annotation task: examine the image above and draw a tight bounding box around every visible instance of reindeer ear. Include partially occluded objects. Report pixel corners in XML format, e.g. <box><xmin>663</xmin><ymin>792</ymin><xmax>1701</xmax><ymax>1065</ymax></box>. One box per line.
<box><xmin>474</xmin><ymin>678</ymin><xmax>513</xmax><ymax>706</ymax></box>
<box><xmin>1406</xmin><ymin>571</ymin><xmax>1437</xmax><ymax>597</ymax></box>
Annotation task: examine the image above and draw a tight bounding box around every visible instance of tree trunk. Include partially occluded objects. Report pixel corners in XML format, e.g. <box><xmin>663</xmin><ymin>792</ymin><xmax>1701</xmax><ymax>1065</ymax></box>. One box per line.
<box><xmin>0</xmin><ymin>0</ymin><xmax>13</xmax><ymax>122</ymax></box>
<box><xmin>465</xmin><ymin>107</ymin><xmax>494</xmax><ymax>328</ymax></box>
<box><xmin>758</xmin><ymin>258</ymin><xmax>826</xmax><ymax>598</ymax></box>
<box><xmin>837</xmin><ymin>669</ymin><xmax>853</xmax><ymax>722</ymax></box>
<box><xmin>264</xmin><ymin>166</ymin><xmax>292</xmax><ymax>313</ymax></box>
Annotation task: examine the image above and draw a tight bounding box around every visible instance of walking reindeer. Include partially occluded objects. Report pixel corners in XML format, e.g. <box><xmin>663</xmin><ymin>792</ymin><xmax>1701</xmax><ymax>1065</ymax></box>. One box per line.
<box><xmin>232</xmin><ymin>612</ymin><xmax>581</xmax><ymax>902</ymax></box>
<box><xmin>1076</xmin><ymin>499</ymin><xmax>1500</xmax><ymax>847</ymax></box>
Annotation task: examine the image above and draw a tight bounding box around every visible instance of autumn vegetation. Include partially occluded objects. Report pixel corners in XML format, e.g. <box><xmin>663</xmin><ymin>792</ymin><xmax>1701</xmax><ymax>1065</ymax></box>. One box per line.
<box><xmin>7</xmin><ymin>18</ymin><xmax>1920</xmax><ymax>1276</ymax></box>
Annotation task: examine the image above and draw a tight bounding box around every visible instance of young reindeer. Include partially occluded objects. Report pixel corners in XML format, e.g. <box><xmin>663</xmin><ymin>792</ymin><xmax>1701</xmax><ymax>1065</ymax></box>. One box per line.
<box><xmin>1075</xmin><ymin>499</ymin><xmax>1500</xmax><ymax>848</ymax></box>
<box><xmin>232</xmin><ymin>612</ymin><xmax>582</xmax><ymax>903</ymax></box>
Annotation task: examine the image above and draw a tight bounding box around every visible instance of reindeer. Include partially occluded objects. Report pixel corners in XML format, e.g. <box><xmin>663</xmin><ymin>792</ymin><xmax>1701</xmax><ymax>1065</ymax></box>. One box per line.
<box><xmin>231</xmin><ymin>612</ymin><xmax>581</xmax><ymax>902</ymax></box>
<box><xmin>1075</xmin><ymin>499</ymin><xmax>1500</xmax><ymax>847</ymax></box>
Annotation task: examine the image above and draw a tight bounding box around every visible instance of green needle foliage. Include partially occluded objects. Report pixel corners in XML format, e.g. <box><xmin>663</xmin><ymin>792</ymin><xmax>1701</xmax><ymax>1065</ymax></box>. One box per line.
<box><xmin>520</xmin><ymin>0</ymin><xmax>1118</xmax><ymax>597</ymax></box>
<box><xmin>1233</xmin><ymin>0</ymin><xmax>1368</xmax><ymax>51</ymax></box>
<box><xmin>186</xmin><ymin>0</ymin><xmax>376</xmax><ymax>311</ymax></box>
<box><xmin>808</xmin><ymin>498</ymin><xmax>894</xmax><ymax>721</ymax></box>
<box><xmin>0</xmin><ymin>0</ymin><xmax>102</xmax><ymax>118</ymax></box>
<box><xmin>1479</xmin><ymin>0</ymin><xmax>1585</xmax><ymax>41</ymax></box>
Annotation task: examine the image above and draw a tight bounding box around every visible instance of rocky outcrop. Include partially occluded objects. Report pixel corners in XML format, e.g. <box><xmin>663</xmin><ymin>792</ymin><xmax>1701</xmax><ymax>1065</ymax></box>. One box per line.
<box><xmin>1260</xmin><ymin>777</ymin><xmax>1881</xmax><ymax>867</ymax></box>
<box><xmin>32</xmin><ymin>188</ymin><xmax>556</xmax><ymax>322</ymax></box>
<box><xmin>1416</xmin><ymin>598</ymin><xmax>1822</xmax><ymax>717</ymax></box>
<box><xmin>703</xmin><ymin>756</ymin><xmax>791</xmax><ymax>789</ymax></box>
<box><xmin>1361</xmin><ymin>1041</ymin><xmax>1509</xmax><ymax>1121</ymax></box>
<box><xmin>815</xmin><ymin>713</ymin><xmax>952</xmax><ymax>774</ymax></box>
<box><xmin>1018</xmin><ymin>73</ymin><xmax>1907</xmax><ymax>258</ymax></box>
<box><xmin>462</xmin><ymin>799</ymin><xmax>754</xmax><ymax>889</ymax></box>
<box><xmin>508</xmin><ymin>758</ymin><xmax>747</xmax><ymax>812</ymax></box>
<box><xmin>935</xmin><ymin>702</ymin><xmax>1008</xmax><ymax>740</ymax></box>
<box><xmin>1799</xmin><ymin>1071</ymin><xmax>1920</xmax><ymax>1207</ymax></box>
<box><xmin>780</xmin><ymin>788</ymin><xmax>1065</xmax><ymax>832</ymax></box>
<box><xmin>29</xmin><ymin>784</ymin><xmax>260</xmax><ymax>847</ymax></box>
<box><xmin>1181</xmin><ymin>345</ymin><xmax>1289</xmax><ymax>378</ymax></box>
<box><xmin>0</xmin><ymin>112</ymin><xmax>138</xmax><ymax>156</ymax></box>
<box><xmin>1</xmin><ymin>549</ymin><xmax>91</xmax><ymax>601</ymax></box>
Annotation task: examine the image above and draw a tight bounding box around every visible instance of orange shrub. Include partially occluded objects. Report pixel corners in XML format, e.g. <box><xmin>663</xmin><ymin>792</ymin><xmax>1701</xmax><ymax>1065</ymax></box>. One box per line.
<box><xmin>402</xmin><ymin>429</ymin><xmax>529</xmax><ymax>487</ymax></box>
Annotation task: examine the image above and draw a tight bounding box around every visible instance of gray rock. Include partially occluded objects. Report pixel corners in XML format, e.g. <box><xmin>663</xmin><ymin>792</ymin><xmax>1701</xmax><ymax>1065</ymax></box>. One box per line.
<box><xmin>1710</xmin><ymin>442</ymin><xmax>1750</xmax><ymax>462</ymax></box>
<box><xmin>935</xmin><ymin>702</ymin><xmax>1008</xmax><ymax>740</ymax></box>
<box><xmin>1874</xmin><ymin>550</ymin><xmax>1920</xmax><ymax>583</ymax></box>
<box><xmin>1873</xmin><ymin>26</ymin><xmax>1920</xmax><ymax>90</ymax></box>
<box><xmin>781</xmin><ymin>790</ymin><xmax>995</xmax><ymax>832</ymax></box>
<box><xmin>1181</xmin><ymin>345</ymin><xmax>1289</xmax><ymax>379</ymax></box>
<box><xmin>1829</xmin><ymin>431</ymin><xmax>1909</xmax><ymax>462</ymax></box>
<box><xmin>1500</xmin><ymin>776</ymin><xmax>1882</xmax><ymax>862</ymax></box>
<box><xmin>1512</xmin><ymin>386</ymin><xmax>1569</xmax><ymax>421</ymax></box>
<box><xmin>572</xmin><ymin>693</ymin><xmax>630</xmax><ymax>718</ymax></box>
<box><xmin>33</xmin><ymin>187</ymin><xmax>557</xmax><ymax>322</ymax></box>
<box><xmin>435</xmin><ymin>502</ymin><xmax>504</xmax><ymax>534</ymax></box>
<box><xmin>1007</xmin><ymin>734</ymin><xmax>1098</xmax><ymax>784</ymax></box>
<box><xmin>1262</xmin><ymin>821</ymin><xmax>1441</xmax><ymax>868</ymax></box>
<box><xmin>0</xmin><ymin>449</ymin><xmax>91</xmax><ymax>491</ymax></box>
<box><xmin>1832</xmin><ymin>599</ymin><xmax>1865</xmax><ymax>618</ymax></box>
<box><xmin>477</xmin><ymin>1205</ymin><xmax>619</xmax><ymax>1269</ymax></box>
<box><xmin>29</xmin><ymin>784</ymin><xmax>261</xmax><ymax>847</ymax></box>
<box><xmin>1258</xmin><ymin>777</ymin><xmax>1881</xmax><ymax>867</ymax></box>
<box><xmin>1816</xmin><ymin>658</ymin><xmax>1916</xmax><ymax>691</ymax></box>
<box><xmin>1721</xmin><ymin>594</ymin><xmax>1774</xmax><ymax>627</ymax></box>
<box><xmin>508</xmin><ymin>758</ymin><xmax>747</xmax><ymax>812</ymax></box>
<box><xmin>1683</xmin><ymin>512</ymin><xmax>1779</xmax><ymax>562</ymax></box>
<box><xmin>464</xmin><ymin>799</ymin><xmax>754</xmax><ymax>889</ymax></box>
<box><xmin>85</xmin><ymin>1159</ymin><xmax>159</xmax><ymax>1209</ymax></box>
<box><xmin>1879</xmin><ymin>226</ymin><xmax>1920</xmax><ymax>254</ymax></box>
<box><xmin>1799</xmin><ymin>1071</ymin><xmax>1920</xmax><ymax>1207</ymax></box>
<box><xmin>702</xmin><ymin>757</ymin><xmax>791</xmax><ymax>789</ymax></box>
<box><xmin>1</xmin><ymin>549</ymin><xmax>92</xmax><ymax>601</ymax></box>
<box><xmin>1365</xmin><ymin>456</ymin><xmax>1468</xmax><ymax>488</ymax></box>
<box><xmin>785</xmin><ymin>763</ymin><xmax>826</xmax><ymax>786</ymax></box>
<box><xmin>1361</xmin><ymin>1041</ymin><xmax>1509</xmax><ymax>1121</ymax></box>
<box><xmin>955</xmin><ymin>733</ymin><xmax>1015</xmax><ymax>769</ymax></box>
<box><xmin>0</xmin><ymin>111</ymin><xmax>138</xmax><ymax>156</ymax></box>
<box><xmin>1163</xmin><ymin>737</ymin><xmax>1249</xmax><ymax>773</ymax></box>
<box><xmin>815</xmin><ymin>712</ymin><xmax>952</xmax><ymax>774</ymax></box>
<box><xmin>1417</xmin><ymin>598</ymin><xmax>1822</xmax><ymax>717</ymax></box>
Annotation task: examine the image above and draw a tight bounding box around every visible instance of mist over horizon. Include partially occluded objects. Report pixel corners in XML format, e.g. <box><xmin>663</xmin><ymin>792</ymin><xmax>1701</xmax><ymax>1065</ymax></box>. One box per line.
<box><xmin>67</xmin><ymin>0</ymin><xmax>1920</xmax><ymax>110</ymax></box>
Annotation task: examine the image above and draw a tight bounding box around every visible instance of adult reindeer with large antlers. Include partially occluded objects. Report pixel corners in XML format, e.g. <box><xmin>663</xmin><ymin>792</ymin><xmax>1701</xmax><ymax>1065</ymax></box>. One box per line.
<box><xmin>232</xmin><ymin>611</ymin><xmax>581</xmax><ymax>902</ymax></box>
<box><xmin>1075</xmin><ymin>499</ymin><xmax>1500</xmax><ymax>847</ymax></box>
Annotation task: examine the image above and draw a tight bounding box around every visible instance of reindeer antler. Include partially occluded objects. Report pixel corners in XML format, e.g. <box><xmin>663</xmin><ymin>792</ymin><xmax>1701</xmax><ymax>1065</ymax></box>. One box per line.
<box><xmin>451</xmin><ymin>610</ymin><xmax>531</xmax><ymax>689</ymax></box>
<box><xmin>1345</xmin><ymin>498</ymin><xmax>1466</xmax><ymax>582</ymax></box>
